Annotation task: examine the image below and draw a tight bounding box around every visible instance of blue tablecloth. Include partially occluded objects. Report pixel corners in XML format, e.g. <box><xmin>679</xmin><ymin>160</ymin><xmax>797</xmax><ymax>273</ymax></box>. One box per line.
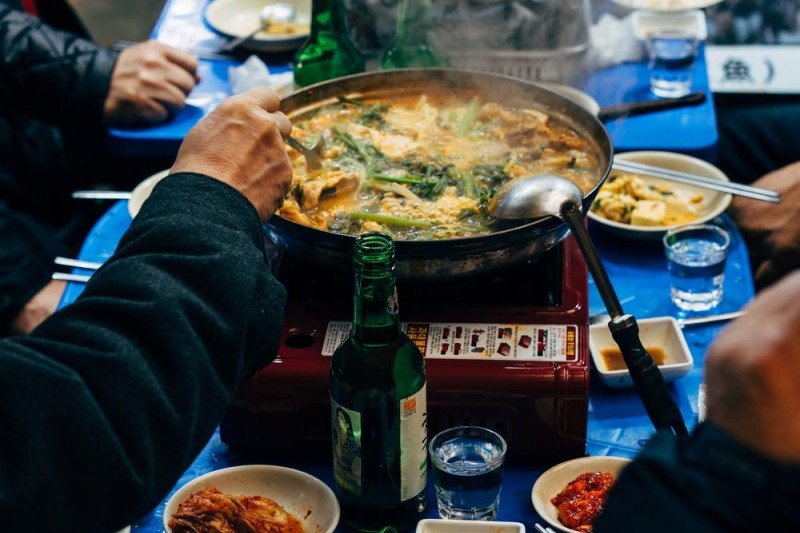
<box><xmin>59</xmin><ymin>202</ymin><xmax>753</xmax><ymax>532</ymax></box>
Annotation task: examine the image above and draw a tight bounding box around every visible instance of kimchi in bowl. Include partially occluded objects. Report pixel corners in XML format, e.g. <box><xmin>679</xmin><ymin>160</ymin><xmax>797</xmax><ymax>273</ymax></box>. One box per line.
<box><xmin>163</xmin><ymin>465</ymin><xmax>339</xmax><ymax>533</ymax></box>
<box><xmin>532</xmin><ymin>456</ymin><xmax>631</xmax><ymax>533</ymax></box>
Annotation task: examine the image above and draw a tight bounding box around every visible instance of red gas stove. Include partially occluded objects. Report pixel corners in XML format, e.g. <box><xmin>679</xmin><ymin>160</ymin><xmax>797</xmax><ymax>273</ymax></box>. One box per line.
<box><xmin>221</xmin><ymin>236</ymin><xmax>590</xmax><ymax>460</ymax></box>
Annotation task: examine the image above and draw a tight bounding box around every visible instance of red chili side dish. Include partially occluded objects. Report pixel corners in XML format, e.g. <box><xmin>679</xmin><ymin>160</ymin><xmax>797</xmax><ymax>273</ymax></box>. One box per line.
<box><xmin>551</xmin><ymin>471</ymin><xmax>616</xmax><ymax>532</ymax></box>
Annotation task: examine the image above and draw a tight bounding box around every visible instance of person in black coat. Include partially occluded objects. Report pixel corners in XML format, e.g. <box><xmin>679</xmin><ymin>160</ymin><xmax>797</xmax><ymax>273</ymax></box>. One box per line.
<box><xmin>594</xmin><ymin>267</ymin><xmax>800</xmax><ymax>532</ymax></box>
<box><xmin>0</xmin><ymin>86</ymin><xmax>293</xmax><ymax>532</ymax></box>
<box><xmin>0</xmin><ymin>0</ymin><xmax>199</xmax><ymax>335</ymax></box>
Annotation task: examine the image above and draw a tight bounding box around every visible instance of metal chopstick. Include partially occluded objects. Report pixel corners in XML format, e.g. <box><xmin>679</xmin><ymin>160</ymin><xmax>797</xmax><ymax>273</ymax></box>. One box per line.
<box><xmin>612</xmin><ymin>160</ymin><xmax>781</xmax><ymax>203</ymax></box>
<box><xmin>55</xmin><ymin>257</ymin><xmax>103</xmax><ymax>271</ymax></box>
<box><xmin>678</xmin><ymin>310</ymin><xmax>745</xmax><ymax>327</ymax></box>
<box><xmin>52</xmin><ymin>272</ymin><xmax>92</xmax><ymax>283</ymax></box>
<box><xmin>112</xmin><ymin>40</ymin><xmax>234</xmax><ymax>62</ymax></box>
<box><xmin>72</xmin><ymin>190</ymin><xmax>132</xmax><ymax>200</ymax></box>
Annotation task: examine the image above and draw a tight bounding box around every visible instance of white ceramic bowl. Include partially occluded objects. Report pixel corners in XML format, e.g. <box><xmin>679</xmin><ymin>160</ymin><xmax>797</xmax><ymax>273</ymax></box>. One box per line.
<box><xmin>163</xmin><ymin>465</ymin><xmax>340</xmax><ymax>533</ymax></box>
<box><xmin>587</xmin><ymin>151</ymin><xmax>732</xmax><ymax>241</ymax></box>
<box><xmin>204</xmin><ymin>0</ymin><xmax>312</xmax><ymax>53</ymax></box>
<box><xmin>128</xmin><ymin>169</ymin><xmax>169</xmax><ymax>219</ymax></box>
<box><xmin>532</xmin><ymin>456</ymin><xmax>632</xmax><ymax>533</ymax></box>
<box><xmin>417</xmin><ymin>519</ymin><xmax>525</xmax><ymax>533</ymax></box>
<box><xmin>589</xmin><ymin>316</ymin><xmax>693</xmax><ymax>388</ymax></box>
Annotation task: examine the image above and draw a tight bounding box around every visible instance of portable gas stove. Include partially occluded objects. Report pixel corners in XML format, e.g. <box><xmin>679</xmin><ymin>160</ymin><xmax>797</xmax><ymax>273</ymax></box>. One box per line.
<box><xmin>221</xmin><ymin>235</ymin><xmax>590</xmax><ymax>460</ymax></box>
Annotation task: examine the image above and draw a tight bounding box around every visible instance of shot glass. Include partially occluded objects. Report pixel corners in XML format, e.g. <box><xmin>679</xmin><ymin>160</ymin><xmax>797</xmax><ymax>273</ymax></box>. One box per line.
<box><xmin>428</xmin><ymin>426</ymin><xmax>507</xmax><ymax>521</ymax></box>
<box><xmin>645</xmin><ymin>30</ymin><xmax>699</xmax><ymax>98</ymax></box>
<box><xmin>663</xmin><ymin>224</ymin><xmax>730</xmax><ymax>312</ymax></box>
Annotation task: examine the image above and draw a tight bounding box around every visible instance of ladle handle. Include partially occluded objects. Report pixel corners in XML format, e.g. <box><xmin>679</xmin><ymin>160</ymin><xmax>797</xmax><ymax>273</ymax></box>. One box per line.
<box><xmin>563</xmin><ymin>207</ymin><xmax>623</xmax><ymax>318</ymax></box>
<box><xmin>610</xmin><ymin>316</ymin><xmax>689</xmax><ymax>437</ymax></box>
<box><xmin>562</xmin><ymin>206</ymin><xmax>688</xmax><ymax>436</ymax></box>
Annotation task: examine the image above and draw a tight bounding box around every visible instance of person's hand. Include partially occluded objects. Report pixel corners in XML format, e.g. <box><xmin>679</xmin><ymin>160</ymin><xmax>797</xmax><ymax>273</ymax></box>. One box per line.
<box><xmin>727</xmin><ymin>161</ymin><xmax>800</xmax><ymax>290</ymax></box>
<box><xmin>11</xmin><ymin>280</ymin><xmax>66</xmax><ymax>335</ymax></box>
<box><xmin>103</xmin><ymin>40</ymin><xmax>200</xmax><ymax>125</ymax></box>
<box><xmin>704</xmin><ymin>270</ymin><xmax>800</xmax><ymax>463</ymax></box>
<box><xmin>170</xmin><ymin>87</ymin><xmax>293</xmax><ymax>221</ymax></box>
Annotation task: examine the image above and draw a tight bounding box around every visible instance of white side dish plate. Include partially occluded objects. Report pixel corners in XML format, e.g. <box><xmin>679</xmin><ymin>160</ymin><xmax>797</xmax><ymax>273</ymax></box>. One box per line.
<box><xmin>532</xmin><ymin>456</ymin><xmax>632</xmax><ymax>533</ymax></box>
<box><xmin>587</xmin><ymin>151</ymin><xmax>732</xmax><ymax>241</ymax></box>
<box><xmin>589</xmin><ymin>316</ymin><xmax>694</xmax><ymax>388</ymax></box>
<box><xmin>163</xmin><ymin>465</ymin><xmax>339</xmax><ymax>533</ymax></box>
<box><xmin>204</xmin><ymin>0</ymin><xmax>311</xmax><ymax>53</ymax></box>
<box><xmin>128</xmin><ymin>169</ymin><xmax>170</xmax><ymax>219</ymax></box>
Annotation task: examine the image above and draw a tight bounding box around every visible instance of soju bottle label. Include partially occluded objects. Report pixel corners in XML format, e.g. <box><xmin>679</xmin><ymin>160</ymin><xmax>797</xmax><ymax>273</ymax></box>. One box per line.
<box><xmin>331</xmin><ymin>402</ymin><xmax>363</xmax><ymax>496</ymax></box>
<box><xmin>331</xmin><ymin>386</ymin><xmax>428</xmax><ymax>501</ymax></box>
<box><xmin>400</xmin><ymin>385</ymin><xmax>428</xmax><ymax>501</ymax></box>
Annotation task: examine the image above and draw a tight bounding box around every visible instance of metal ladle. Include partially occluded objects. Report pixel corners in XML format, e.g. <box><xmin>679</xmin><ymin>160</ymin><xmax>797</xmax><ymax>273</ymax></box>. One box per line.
<box><xmin>220</xmin><ymin>3</ymin><xmax>297</xmax><ymax>53</ymax></box>
<box><xmin>489</xmin><ymin>174</ymin><xmax>688</xmax><ymax>437</ymax></box>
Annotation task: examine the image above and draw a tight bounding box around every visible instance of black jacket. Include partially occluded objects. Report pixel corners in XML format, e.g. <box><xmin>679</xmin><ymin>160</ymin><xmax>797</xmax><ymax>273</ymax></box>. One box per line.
<box><xmin>0</xmin><ymin>173</ymin><xmax>287</xmax><ymax>532</ymax></box>
<box><xmin>0</xmin><ymin>1</ymin><xmax>123</xmax><ymax>329</ymax></box>
<box><xmin>0</xmin><ymin>0</ymin><xmax>115</xmax><ymax>127</ymax></box>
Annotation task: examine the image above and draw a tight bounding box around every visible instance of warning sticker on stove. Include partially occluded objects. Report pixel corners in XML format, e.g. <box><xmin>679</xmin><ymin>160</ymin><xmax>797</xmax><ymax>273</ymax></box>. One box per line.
<box><xmin>322</xmin><ymin>321</ymin><xmax>579</xmax><ymax>362</ymax></box>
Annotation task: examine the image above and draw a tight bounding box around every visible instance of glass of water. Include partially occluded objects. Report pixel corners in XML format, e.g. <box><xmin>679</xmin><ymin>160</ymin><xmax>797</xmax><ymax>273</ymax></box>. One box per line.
<box><xmin>428</xmin><ymin>426</ymin><xmax>507</xmax><ymax>521</ymax></box>
<box><xmin>645</xmin><ymin>29</ymin><xmax>699</xmax><ymax>98</ymax></box>
<box><xmin>663</xmin><ymin>224</ymin><xmax>731</xmax><ymax>312</ymax></box>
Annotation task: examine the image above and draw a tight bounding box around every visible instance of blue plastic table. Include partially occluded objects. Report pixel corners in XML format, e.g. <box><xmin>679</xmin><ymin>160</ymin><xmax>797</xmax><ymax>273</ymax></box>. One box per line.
<box><xmin>59</xmin><ymin>201</ymin><xmax>753</xmax><ymax>532</ymax></box>
<box><xmin>106</xmin><ymin>0</ymin><xmax>718</xmax><ymax>161</ymax></box>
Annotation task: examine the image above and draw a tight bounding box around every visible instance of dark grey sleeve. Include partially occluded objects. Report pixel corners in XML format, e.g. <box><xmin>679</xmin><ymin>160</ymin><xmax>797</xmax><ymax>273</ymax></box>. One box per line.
<box><xmin>594</xmin><ymin>422</ymin><xmax>800</xmax><ymax>533</ymax></box>
<box><xmin>0</xmin><ymin>173</ymin><xmax>286</xmax><ymax>532</ymax></box>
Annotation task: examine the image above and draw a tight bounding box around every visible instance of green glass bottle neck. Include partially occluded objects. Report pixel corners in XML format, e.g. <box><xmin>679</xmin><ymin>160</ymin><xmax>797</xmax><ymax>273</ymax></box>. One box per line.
<box><xmin>293</xmin><ymin>0</ymin><xmax>365</xmax><ymax>87</ymax></box>
<box><xmin>380</xmin><ymin>0</ymin><xmax>448</xmax><ymax>69</ymax></box>
<box><xmin>393</xmin><ymin>0</ymin><xmax>435</xmax><ymax>43</ymax></box>
<box><xmin>305</xmin><ymin>0</ymin><xmax>353</xmax><ymax>45</ymax></box>
<box><xmin>351</xmin><ymin>233</ymin><xmax>402</xmax><ymax>345</ymax></box>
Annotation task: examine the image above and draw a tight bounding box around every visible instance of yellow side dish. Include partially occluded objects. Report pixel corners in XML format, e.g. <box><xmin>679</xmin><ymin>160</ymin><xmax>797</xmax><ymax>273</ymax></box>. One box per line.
<box><xmin>590</xmin><ymin>172</ymin><xmax>704</xmax><ymax>226</ymax></box>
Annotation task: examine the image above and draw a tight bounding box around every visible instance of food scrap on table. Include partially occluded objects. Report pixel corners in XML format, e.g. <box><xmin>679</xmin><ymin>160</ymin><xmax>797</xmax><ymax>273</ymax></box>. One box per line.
<box><xmin>551</xmin><ymin>471</ymin><xmax>616</xmax><ymax>532</ymax></box>
<box><xmin>590</xmin><ymin>171</ymin><xmax>704</xmax><ymax>226</ymax></box>
<box><xmin>168</xmin><ymin>487</ymin><xmax>306</xmax><ymax>533</ymax></box>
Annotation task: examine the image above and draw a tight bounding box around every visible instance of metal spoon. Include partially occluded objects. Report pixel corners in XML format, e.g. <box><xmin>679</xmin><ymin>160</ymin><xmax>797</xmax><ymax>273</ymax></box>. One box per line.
<box><xmin>490</xmin><ymin>174</ymin><xmax>688</xmax><ymax>437</ymax></box>
<box><xmin>220</xmin><ymin>3</ymin><xmax>297</xmax><ymax>53</ymax></box>
<box><xmin>286</xmin><ymin>135</ymin><xmax>325</xmax><ymax>171</ymax></box>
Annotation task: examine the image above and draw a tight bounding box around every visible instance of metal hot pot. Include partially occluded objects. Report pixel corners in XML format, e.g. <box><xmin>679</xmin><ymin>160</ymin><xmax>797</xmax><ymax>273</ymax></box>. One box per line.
<box><xmin>268</xmin><ymin>68</ymin><xmax>614</xmax><ymax>283</ymax></box>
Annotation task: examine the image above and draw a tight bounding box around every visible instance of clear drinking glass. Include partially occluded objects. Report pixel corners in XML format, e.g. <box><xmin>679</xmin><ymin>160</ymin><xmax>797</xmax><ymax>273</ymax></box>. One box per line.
<box><xmin>663</xmin><ymin>224</ymin><xmax>730</xmax><ymax>312</ymax></box>
<box><xmin>646</xmin><ymin>29</ymin><xmax>699</xmax><ymax>98</ymax></box>
<box><xmin>428</xmin><ymin>426</ymin><xmax>507</xmax><ymax>521</ymax></box>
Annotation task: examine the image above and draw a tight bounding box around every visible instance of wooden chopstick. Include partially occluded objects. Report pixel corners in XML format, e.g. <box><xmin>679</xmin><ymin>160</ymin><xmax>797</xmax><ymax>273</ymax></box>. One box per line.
<box><xmin>612</xmin><ymin>160</ymin><xmax>780</xmax><ymax>203</ymax></box>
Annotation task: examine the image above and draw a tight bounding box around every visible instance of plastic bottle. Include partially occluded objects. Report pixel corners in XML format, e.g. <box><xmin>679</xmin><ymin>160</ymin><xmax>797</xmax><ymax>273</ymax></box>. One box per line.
<box><xmin>330</xmin><ymin>232</ymin><xmax>428</xmax><ymax>532</ymax></box>
<box><xmin>293</xmin><ymin>0</ymin><xmax>365</xmax><ymax>87</ymax></box>
<box><xmin>380</xmin><ymin>0</ymin><xmax>448</xmax><ymax>69</ymax></box>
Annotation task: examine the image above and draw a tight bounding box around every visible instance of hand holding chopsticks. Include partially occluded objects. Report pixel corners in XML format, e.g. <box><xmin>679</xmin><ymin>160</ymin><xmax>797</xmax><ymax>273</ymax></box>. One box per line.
<box><xmin>612</xmin><ymin>159</ymin><xmax>781</xmax><ymax>203</ymax></box>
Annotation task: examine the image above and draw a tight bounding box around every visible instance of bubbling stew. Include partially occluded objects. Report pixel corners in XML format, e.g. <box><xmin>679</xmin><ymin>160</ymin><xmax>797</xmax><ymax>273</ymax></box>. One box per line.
<box><xmin>279</xmin><ymin>90</ymin><xmax>603</xmax><ymax>240</ymax></box>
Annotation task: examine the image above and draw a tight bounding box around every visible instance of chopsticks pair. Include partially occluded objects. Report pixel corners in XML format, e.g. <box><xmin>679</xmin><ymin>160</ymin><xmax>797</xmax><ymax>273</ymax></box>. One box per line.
<box><xmin>52</xmin><ymin>257</ymin><xmax>103</xmax><ymax>284</ymax></box>
<box><xmin>534</xmin><ymin>524</ymin><xmax>558</xmax><ymax>533</ymax></box>
<box><xmin>612</xmin><ymin>159</ymin><xmax>781</xmax><ymax>203</ymax></box>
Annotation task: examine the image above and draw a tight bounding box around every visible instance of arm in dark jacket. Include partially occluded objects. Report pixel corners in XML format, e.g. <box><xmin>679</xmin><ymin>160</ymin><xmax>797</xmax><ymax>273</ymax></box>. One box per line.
<box><xmin>0</xmin><ymin>5</ymin><xmax>116</xmax><ymax>126</ymax></box>
<box><xmin>0</xmin><ymin>173</ymin><xmax>287</xmax><ymax>533</ymax></box>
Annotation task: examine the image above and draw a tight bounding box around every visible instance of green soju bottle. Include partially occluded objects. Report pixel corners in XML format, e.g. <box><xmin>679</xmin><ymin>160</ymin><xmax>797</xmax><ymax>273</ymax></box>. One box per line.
<box><xmin>330</xmin><ymin>232</ymin><xmax>428</xmax><ymax>532</ymax></box>
<box><xmin>293</xmin><ymin>0</ymin><xmax>365</xmax><ymax>87</ymax></box>
<box><xmin>379</xmin><ymin>0</ymin><xmax>449</xmax><ymax>69</ymax></box>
